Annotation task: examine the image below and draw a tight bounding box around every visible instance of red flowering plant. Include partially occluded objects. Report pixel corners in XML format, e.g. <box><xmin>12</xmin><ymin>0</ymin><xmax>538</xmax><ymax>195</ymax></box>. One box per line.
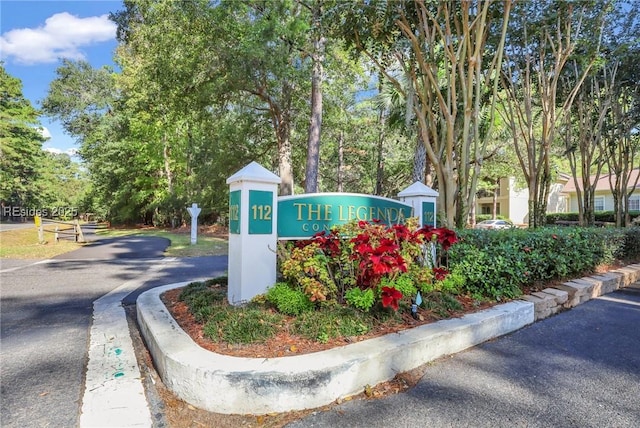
<box><xmin>380</xmin><ymin>286</ymin><xmax>403</xmax><ymax>310</ymax></box>
<box><xmin>277</xmin><ymin>218</ymin><xmax>458</xmax><ymax>313</ymax></box>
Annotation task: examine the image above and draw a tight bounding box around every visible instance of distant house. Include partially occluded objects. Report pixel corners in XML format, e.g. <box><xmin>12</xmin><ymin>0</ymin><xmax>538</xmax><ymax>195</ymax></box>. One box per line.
<box><xmin>561</xmin><ymin>168</ymin><xmax>640</xmax><ymax>213</ymax></box>
<box><xmin>475</xmin><ymin>174</ymin><xmax>569</xmax><ymax>225</ymax></box>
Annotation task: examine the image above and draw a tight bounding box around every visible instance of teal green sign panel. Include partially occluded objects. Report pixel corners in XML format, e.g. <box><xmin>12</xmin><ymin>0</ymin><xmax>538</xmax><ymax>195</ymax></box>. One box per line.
<box><xmin>278</xmin><ymin>193</ymin><xmax>413</xmax><ymax>239</ymax></box>
<box><xmin>249</xmin><ymin>190</ymin><xmax>273</xmax><ymax>234</ymax></box>
<box><xmin>229</xmin><ymin>190</ymin><xmax>241</xmax><ymax>234</ymax></box>
<box><xmin>422</xmin><ymin>201</ymin><xmax>436</xmax><ymax>227</ymax></box>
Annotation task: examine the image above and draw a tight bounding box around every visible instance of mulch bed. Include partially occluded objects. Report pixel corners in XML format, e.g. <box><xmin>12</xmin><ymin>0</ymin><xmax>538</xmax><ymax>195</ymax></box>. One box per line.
<box><xmin>161</xmin><ymin>288</ymin><xmax>496</xmax><ymax>359</ymax></box>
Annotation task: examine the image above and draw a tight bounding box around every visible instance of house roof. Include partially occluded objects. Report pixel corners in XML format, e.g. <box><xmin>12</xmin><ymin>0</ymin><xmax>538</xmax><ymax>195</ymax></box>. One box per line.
<box><xmin>562</xmin><ymin>168</ymin><xmax>640</xmax><ymax>193</ymax></box>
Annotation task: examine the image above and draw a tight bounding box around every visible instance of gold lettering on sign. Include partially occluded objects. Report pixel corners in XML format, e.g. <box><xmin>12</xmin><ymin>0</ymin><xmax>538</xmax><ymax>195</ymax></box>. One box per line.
<box><xmin>301</xmin><ymin>223</ymin><xmax>333</xmax><ymax>233</ymax></box>
<box><xmin>388</xmin><ymin>208</ymin><xmax>398</xmax><ymax>222</ymax></box>
<box><xmin>294</xmin><ymin>203</ymin><xmax>305</xmax><ymax>221</ymax></box>
<box><xmin>348</xmin><ymin>205</ymin><xmax>356</xmax><ymax>220</ymax></box>
<box><xmin>324</xmin><ymin>205</ymin><xmax>332</xmax><ymax>221</ymax></box>
<box><xmin>424</xmin><ymin>212</ymin><xmax>434</xmax><ymax>224</ymax></box>
<box><xmin>229</xmin><ymin>205</ymin><xmax>239</xmax><ymax>221</ymax></box>
<box><xmin>369</xmin><ymin>207</ymin><xmax>376</xmax><ymax>220</ymax></box>
<box><xmin>338</xmin><ymin>206</ymin><xmax>346</xmax><ymax>221</ymax></box>
<box><xmin>377</xmin><ymin>207</ymin><xmax>388</xmax><ymax>222</ymax></box>
<box><xmin>308</xmin><ymin>204</ymin><xmax>322</xmax><ymax>221</ymax></box>
<box><xmin>356</xmin><ymin>206</ymin><xmax>368</xmax><ymax>220</ymax></box>
<box><xmin>251</xmin><ymin>205</ymin><xmax>272</xmax><ymax>220</ymax></box>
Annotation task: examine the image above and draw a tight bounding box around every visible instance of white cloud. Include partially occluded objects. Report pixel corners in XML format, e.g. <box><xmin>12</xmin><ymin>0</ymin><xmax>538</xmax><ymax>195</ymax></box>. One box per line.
<box><xmin>39</xmin><ymin>127</ymin><xmax>52</xmax><ymax>139</ymax></box>
<box><xmin>0</xmin><ymin>12</ymin><xmax>116</xmax><ymax>65</ymax></box>
<box><xmin>44</xmin><ymin>147</ymin><xmax>78</xmax><ymax>157</ymax></box>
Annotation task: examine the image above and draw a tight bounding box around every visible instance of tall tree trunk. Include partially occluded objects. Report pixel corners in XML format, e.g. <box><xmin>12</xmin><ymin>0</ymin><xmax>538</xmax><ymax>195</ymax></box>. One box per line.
<box><xmin>606</xmin><ymin>86</ymin><xmax>639</xmax><ymax>227</ymax></box>
<box><xmin>278</xmin><ymin>121</ymin><xmax>294</xmax><ymax>196</ymax></box>
<box><xmin>375</xmin><ymin>127</ymin><xmax>385</xmax><ymax>196</ymax></box>
<box><xmin>337</xmin><ymin>131</ymin><xmax>344</xmax><ymax>192</ymax></box>
<box><xmin>499</xmin><ymin>3</ymin><xmax>598</xmax><ymax>228</ymax></box>
<box><xmin>162</xmin><ymin>133</ymin><xmax>173</xmax><ymax>195</ymax></box>
<box><xmin>264</xmin><ymin>82</ymin><xmax>294</xmax><ymax>196</ymax></box>
<box><xmin>412</xmin><ymin>138</ymin><xmax>427</xmax><ymax>183</ymax></box>
<box><xmin>492</xmin><ymin>181</ymin><xmax>499</xmax><ymax>219</ymax></box>
<box><xmin>304</xmin><ymin>1</ymin><xmax>324</xmax><ymax>193</ymax></box>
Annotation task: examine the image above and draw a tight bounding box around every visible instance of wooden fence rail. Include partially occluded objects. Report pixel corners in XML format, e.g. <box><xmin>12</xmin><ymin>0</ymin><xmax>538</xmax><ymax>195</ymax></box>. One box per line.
<box><xmin>34</xmin><ymin>216</ymin><xmax>85</xmax><ymax>244</ymax></box>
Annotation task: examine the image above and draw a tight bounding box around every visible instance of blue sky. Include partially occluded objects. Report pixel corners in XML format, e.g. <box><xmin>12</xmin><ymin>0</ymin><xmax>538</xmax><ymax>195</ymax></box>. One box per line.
<box><xmin>1</xmin><ymin>0</ymin><xmax>121</xmax><ymax>156</ymax></box>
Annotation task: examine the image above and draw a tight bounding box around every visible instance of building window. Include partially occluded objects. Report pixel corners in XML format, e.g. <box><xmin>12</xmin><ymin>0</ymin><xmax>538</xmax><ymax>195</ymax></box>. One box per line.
<box><xmin>480</xmin><ymin>204</ymin><xmax>500</xmax><ymax>215</ymax></box>
<box><xmin>477</xmin><ymin>189</ymin><xmax>496</xmax><ymax>199</ymax></box>
<box><xmin>558</xmin><ymin>196</ymin><xmax>568</xmax><ymax>213</ymax></box>
<box><xmin>629</xmin><ymin>196</ymin><xmax>640</xmax><ymax>212</ymax></box>
<box><xmin>594</xmin><ymin>196</ymin><xmax>605</xmax><ymax>212</ymax></box>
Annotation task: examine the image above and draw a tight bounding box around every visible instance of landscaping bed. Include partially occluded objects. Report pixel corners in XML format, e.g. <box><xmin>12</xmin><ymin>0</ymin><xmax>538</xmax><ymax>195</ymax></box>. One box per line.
<box><xmin>160</xmin><ymin>224</ymin><xmax>640</xmax><ymax>358</ymax></box>
<box><xmin>161</xmin><ymin>283</ymin><xmax>496</xmax><ymax>359</ymax></box>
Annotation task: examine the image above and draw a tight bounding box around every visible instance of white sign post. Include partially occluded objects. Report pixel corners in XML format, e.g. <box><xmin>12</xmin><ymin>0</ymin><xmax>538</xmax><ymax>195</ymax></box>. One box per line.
<box><xmin>398</xmin><ymin>181</ymin><xmax>439</xmax><ymax>228</ymax></box>
<box><xmin>398</xmin><ymin>182</ymin><xmax>439</xmax><ymax>266</ymax></box>
<box><xmin>226</xmin><ymin>162</ymin><xmax>281</xmax><ymax>305</ymax></box>
<box><xmin>186</xmin><ymin>203</ymin><xmax>202</xmax><ymax>245</ymax></box>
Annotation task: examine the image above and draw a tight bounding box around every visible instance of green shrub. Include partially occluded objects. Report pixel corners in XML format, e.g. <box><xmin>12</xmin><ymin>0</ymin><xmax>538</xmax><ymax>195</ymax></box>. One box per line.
<box><xmin>623</xmin><ymin>227</ymin><xmax>640</xmax><ymax>259</ymax></box>
<box><xmin>179</xmin><ymin>280</ymin><xmax>226</xmax><ymax>321</ymax></box>
<box><xmin>203</xmin><ymin>307</ymin><xmax>283</xmax><ymax>344</ymax></box>
<box><xmin>379</xmin><ymin>274</ymin><xmax>418</xmax><ymax>303</ymax></box>
<box><xmin>435</xmin><ymin>267</ymin><xmax>465</xmax><ymax>294</ymax></box>
<box><xmin>421</xmin><ymin>291</ymin><xmax>463</xmax><ymax>318</ymax></box>
<box><xmin>448</xmin><ymin>226</ymin><xmax>638</xmax><ymax>301</ymax></box>
<box><xmin>546</xmin><ymin>211</ymin><xmax>640</xmax><ymax>225</ymax></box>
<box><xmin>344</xmin><ymin>287</ymin><xmax>375</xmax><ymax>311</ymax></box>
<box><xmin>204</xmin><ymin>276</ymin><xmax>227</xmax><ymax>286</ymax></box>
<box><xmin>179</xmin><ymin>280</ymin><xmax>209</xmax><ymax>302</ymax></box>
<box><xmin>447</xmin><ymin>238</ymin><xmax>523</xmax><ymax>301</ymax></box>
<box><xmin>265</xmin><ymin>282</ymin><xmax>314</xmax><ymax>315</ymax></box>
<box><xmin>291</xmin><ymin>305</ymin><xmax>371</xmax><ymax>342</ymax></box>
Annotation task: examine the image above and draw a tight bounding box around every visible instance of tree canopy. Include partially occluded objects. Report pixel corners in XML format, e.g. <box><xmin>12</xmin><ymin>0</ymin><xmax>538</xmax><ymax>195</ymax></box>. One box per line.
<box><xmin>29</xmin><ymin>0</ymin><xmax>639</xmax><ymax>227</ymax></box>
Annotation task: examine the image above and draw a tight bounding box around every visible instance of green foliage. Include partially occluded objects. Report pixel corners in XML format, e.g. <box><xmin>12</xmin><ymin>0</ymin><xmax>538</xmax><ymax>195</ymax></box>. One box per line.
<box><xmin>447</xmin><ymin>241</ymin><xmax>523</xmax><ymax>301</ymax></box>
<box><xmin>291</xmin><ymin>305</ymin><xmax>371</xmax><ymax>343</ymax></box>
<box><xmin>34</xmin><ymin>152</ymin><xmax>91</xmax><ymax>215</ymax></box>
<box><xmin>344</xmin><ymin>287</ymin><xmax>375</xmax><ymax>312</ymax></box>
<box><xmin>434</xmin><ymin>267</ymin><xmax>465</xmax><ymax>294</ymax></box>
<box><xmin>448</xmin><ymin>227</ymin><xmax>638</xmax><ymax>301</ymax></box>
<box><xmin>178</xmin><ymin>226</ymin><xmax>640</xmax><ymax>346</ymax></box>
<box><xmin>179</xmin><ymin>280</ymin><xmax>226</xmax><ymax>322</ymax></box>
<box><xmin>622</xmin><ymin>228</ymin><xmax>640</xmax><ymax>259</ymax></box>
<box><xmin>203</xmin><ymin>307</ymin><xmax>284</xmax><ymax>344</ymax></box>
<box><xmin>546</xmin><ymin>211</ymin><xmax>640</xmax><ymax>224</ymax></box>
<box><xmin>380</xmin><ymin>274</ymin><xmax>417</xmax><ymax>301</ymax></box>
<box><xmin>422</xmin><ymin>292</ymin><xmax>463</xmax><ymax>318</ymax></box>
<box><xmin>0</xmin><ymin>65</ymin><xmax>46</xmax><ymax>208</ymax></box>
<box><xmin>265</xmin><ymin>282</ymin><xmax>314</xmax><ymax>315</ymax></box>
<box><xmin>278</xmin><ymin>242</ymin><xmax>339</xmax><ymax>302</ymax></box>
<box><xmin>205</xmin><ymin>276</ymin><xmax>227</xmax><ymax>286</ymax></box>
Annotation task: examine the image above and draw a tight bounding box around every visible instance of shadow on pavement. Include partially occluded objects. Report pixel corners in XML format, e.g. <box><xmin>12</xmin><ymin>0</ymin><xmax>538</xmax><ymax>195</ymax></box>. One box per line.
<box><xmin>53</xmin><ymin>236</ymin><xmax>171</xmax><ymax>260</ymax></box>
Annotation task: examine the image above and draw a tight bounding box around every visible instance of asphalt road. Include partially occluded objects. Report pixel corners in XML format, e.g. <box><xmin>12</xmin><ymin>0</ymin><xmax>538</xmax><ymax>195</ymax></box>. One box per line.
<box><xmin>0</xmin><ymin>233</ymin><xmax>227</xmax><ymax>428</ymax></box>
<box><xmin>288</xmin><ymin>287</ymin><xmax>640</xmax><ymax>428</ymax></box>
<box><xmin>0</xmin><ymin>221</ymin><xmax>33</xmax><ymax>232</ymax></box>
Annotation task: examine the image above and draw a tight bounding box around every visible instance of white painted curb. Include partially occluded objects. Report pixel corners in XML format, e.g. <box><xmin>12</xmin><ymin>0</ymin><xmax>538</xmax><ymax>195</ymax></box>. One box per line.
<box><xmin>137</xmin><ymin>283</ymin><xmax>534</xmax><ymax>415</ymax></box>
